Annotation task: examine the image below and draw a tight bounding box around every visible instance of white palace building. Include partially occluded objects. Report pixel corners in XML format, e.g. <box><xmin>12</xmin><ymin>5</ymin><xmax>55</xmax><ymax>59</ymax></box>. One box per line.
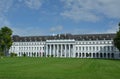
<box><xmin>9</xmin><ymin>33</ymin><xmax>120</xmax><ymax>59</ymax></box>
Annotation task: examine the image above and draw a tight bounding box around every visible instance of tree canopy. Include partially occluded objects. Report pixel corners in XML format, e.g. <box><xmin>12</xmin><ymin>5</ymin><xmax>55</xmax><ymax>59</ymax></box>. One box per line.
<box><xmin>0</xmin><ymin>26</ymin><xmax>13</xmax><ymax>56</ymax></box>
<box><xmin>113</xmin><ymin>22</ymin><xmax>120</xmax><ymax>52</ymax></box>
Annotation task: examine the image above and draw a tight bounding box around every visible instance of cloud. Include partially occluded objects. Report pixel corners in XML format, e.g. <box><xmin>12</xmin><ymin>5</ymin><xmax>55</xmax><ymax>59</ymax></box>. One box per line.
<box><xmin>0</xmin><ymin>0</ymin><xmax>13</xmax><ymax>13</ymax></box>
<box><xmin>0</xmin><ymin>0</ymin><xmax>43</xmax><ymax>35</ymax></box>
<box><xmin>50</xmin><ymin>25</ymin><xmax>63</xmax><ymax>32</ymax></box>
<box><xmin>61</xmin><ymin>0</ymin><xmax>120</xmax><ymax>22</ymax></box>
<box><xmin>0</xmin><ymin>15</ymin><xmax>11</xmax><ymax>27</ymax></box>
<box><xmin>106</xmin><ymin>21</ymin><xmax>119</xmax><ymax>33</ymax></box>
<box><xmin>0</xmin><ymin>0</ymin><xmax>13</xmax><ymax>27</ymax></box>
<box><xmin>24</xmin><ymin>0</ymin><xmax>42</xmax><ymax>10</ymax></box>
<box><xmin>12</xmin><ymin>26</ymin><xmax>46</xmax><ymax>36</ymax></box>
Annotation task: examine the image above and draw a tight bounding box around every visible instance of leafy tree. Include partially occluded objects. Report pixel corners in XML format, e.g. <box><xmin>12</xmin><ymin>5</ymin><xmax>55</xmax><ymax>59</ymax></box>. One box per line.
<box><xmin>0</xmin><ymin>26</ymin><xmax>13</xmax><ymax>56</ymax></box>
<box><xmin>114</xmin><ymin>22</ymin><xmax>120</xmax><ymax>52</ymax></box>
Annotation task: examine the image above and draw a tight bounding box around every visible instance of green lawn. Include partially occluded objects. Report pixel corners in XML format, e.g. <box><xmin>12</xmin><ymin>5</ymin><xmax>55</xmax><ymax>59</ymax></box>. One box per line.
<box><xmin>0</xmin><ymin>57</ymin><xmax>120</xmax><ymax>79</ymax></box>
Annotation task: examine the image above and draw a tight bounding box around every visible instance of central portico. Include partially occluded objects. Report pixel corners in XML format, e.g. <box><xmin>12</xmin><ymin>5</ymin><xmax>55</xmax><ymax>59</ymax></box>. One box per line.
<box><xmin>45</xmin><ymin>39</ymin><xmax>75</xmax><ymax>57</ymax></box>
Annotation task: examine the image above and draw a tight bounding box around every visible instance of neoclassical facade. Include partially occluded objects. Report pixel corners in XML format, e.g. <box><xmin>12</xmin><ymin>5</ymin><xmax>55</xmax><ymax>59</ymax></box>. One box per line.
<box><xmin>9</xmin><ymin>33</ymin><xmax>120</xmax><ymax>59</ymax></box>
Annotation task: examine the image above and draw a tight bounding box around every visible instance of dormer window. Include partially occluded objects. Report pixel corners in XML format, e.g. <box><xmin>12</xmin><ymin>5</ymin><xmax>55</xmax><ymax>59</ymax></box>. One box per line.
<box><xmin>25</xmin><ymin>37</ymin><xmax>27</xmax><ymax>42</ymax></box>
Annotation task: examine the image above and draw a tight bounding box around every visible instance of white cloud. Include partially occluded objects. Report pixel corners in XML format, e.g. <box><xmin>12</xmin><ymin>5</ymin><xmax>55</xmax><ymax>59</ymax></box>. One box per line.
<box><xmin>0</xmin><ymin>15</ymin><xmax>11</xmax><ymax>27</ymax></box>
<box><xmin>61</xmin><ymin>0</ymin><xmax>120</xmax><ymax>22</ymax></box>
<box><xmin>106</xmin><ymin>21</ymin><xmax>119</xmax><ymax>33</ymax></box>
<box><xmin>0</xmin><ymin>0</ymin><xmax>13</xmax><ymax>27</ymax></box>
<box><xmin>24</xmin><ymin>0</ymin><xmax>42</xmax><ymax>10</ymax></box>
<box><xmin>0</xmin><ymin>0</ymin><xmax>13</xmax><ymax>13</ymax></box>
<box><xmin>12</xmin><ymin>27</ymin><xmax>46</xmax><ymax>36</ymax></box>
<box><xmin>50</xmin><ymin>25</ymin><xmax>63</xmax><ymax>32</ymax></box>
<box><xmin>0</xmin><ymin>0</ymin><xmax>43</xmax><ymax>35</ymax></box>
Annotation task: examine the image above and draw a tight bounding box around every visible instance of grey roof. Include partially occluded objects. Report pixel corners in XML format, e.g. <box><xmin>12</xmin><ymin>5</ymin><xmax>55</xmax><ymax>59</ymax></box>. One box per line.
<box><xmin>12</xmin><ymin>33</ymin><xmax>116</xmax><ymax>42</ymax></box>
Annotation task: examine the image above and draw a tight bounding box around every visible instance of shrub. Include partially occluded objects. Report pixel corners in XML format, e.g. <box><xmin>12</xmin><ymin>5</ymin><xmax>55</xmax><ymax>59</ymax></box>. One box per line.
<box><xmin>10</xmin><ymin>52</ymin><xmax>17</xmax><ymax>57</ymax></box>
<box><xmin>22</xmin><ymin>53</ymin><xmax>26</xmax><ymax>57</ymax></box>
<box><xmin>0</xmin><ymin>52</ymin><xmax>4</xmax><ymax>56</ymax></box>
<box><xmin>47</xmin><ymin>55</ymin><xmax>49</xmax><ymax>57</ymax></box>
<box><xmin>51</xmin><ymin>55</ymin><xmax>54</xmax><ymax>57</ymax></box>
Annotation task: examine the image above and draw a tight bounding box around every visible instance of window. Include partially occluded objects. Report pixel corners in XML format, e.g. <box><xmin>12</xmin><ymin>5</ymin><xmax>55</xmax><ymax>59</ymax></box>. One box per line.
<box><xmin>100</xmin><ymin>47</ymin><xmax>102</xmax><ymax>51</ymax></box>
<box><xmin>79</xmin><ymin>47</ymin><xmax>81</xmax><ymax>50</ymax></box>
<box><xmin>76</xmin><ymin>53</ymin><xmax>78</xmax><ymax>57</ymax></box>
<box><xmin>93</xmin><ymin>47</ymin><xmax>95</xmax><ymax>50</ymax></box>
<box><xmin>96</xmin><ymin>46</ymin><xmax>98</xmax><ymax>50</ymax></box>
<box><xmin>102</xmin><ymin>41</ymin><xmax>104</xmax><ymax>44</ymax></box>
<box><xmin>111</xmin><ymin>46</ymin><xmax>114</xmax><ymax>51</ymax></box>
<box><xmin>89</xmin><ymin>42</ymin><xmax>91</xmax><ymax>44</ymax></box>
<box><xmin>83</xmin><ymin>47</ymin><xmax>84</xmax><ymax>51</ymax></box>
<box><xmin>84</xmin><ymin>42</ymin><xmax>86</xmax><ymax>44</ymax></box>
<box><xmin>81</xmin><ymin>42</ymin><xmax>83</xmax><ymax>44</ymax></box>
<box><xmin>82</xmin><ymin>53</ymin><xmax>84</xmax><ymax>57</ymax></box>
<box><xmin>109</xmin><ymin>41</ymin><xmax>112</xmax><ymax>44</ymax></box>
<box><xmin>86</xmin><ymin>47</ymin><xmax>88</xmax><ymax>50</ymax></box>
<box><xmin>76</xmin><ymin>47</ymin><xmax>78</xmax><ymax>50</ymax></box>
<box><xmin>37</xmin><ymin>47</ymin><xmax>39</xmax><ymax>50</ymax></box>
<box><xmin>86</xmin><ymin>42</ymin><xmax>88</xmax><ymax>44</ymax></box>
<box><xmin>108</xmin><ymin>46</ymin><xmax>110</xmax><ymax>51</ymax></box>
<box><xmin>105</xmin><ymin>41</ymin><xmax>108</xmax><ymax>44</ymax></box>
<box><xmin>82</xmin><ymin>42</ymin><xmax>84</xmax><ymax>44</ymax></box>
<box><xmin>89</xmin><ymin>47</ymin><xmax>91</xmax><ymax>50</ymax></box>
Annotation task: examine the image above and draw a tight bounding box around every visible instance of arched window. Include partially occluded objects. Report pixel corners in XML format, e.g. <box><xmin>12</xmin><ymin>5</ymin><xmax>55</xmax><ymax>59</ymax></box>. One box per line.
<box><xmin>37</xmin><ymin>52</ymin><xmax>39</xmax><ymax>57</ymax></box>
<box><xmin>19</xmin><ymin>52</ymin><xmax>20</xmax><ymax>56</ymax></box>
<box><xmin>29</xmin><ymin>52</ymin><xmax>30</xmax><ymax>56</ymax></box>
<box><xmin>111</xmin><ymin>53</ymin><xmax>114</xmax><ymax>58</ymax></box>
<box><xmin>96</xmin><ymin>53</ymin><xmax>99</xmax><ymax>58</ymax></box>
<box><xmin>108</xmin><ymin>53</ymin><xmax>110</xmax><ymax>58</ymax></box>
<box><xmin>82</xmin><ymin>53</ymin><xmax>84</xmax><ymax>57</ymax></box>
<box><xmin>76</xmin><ymin>53</ymin><xmax>78</xmax><ymax>57</ymax></box>
<box><xmin>100</xmin><ymin>53</ymin><xmax>103</xmax><ymax>58</ymax></box>
<box><xmin>26</xmin><ymin>52</ymin><xmax>28</xmax><ymax>56</ymax></box>
<box><xmin>86</xmin><ymin>53</ymin><xmax>89</xmax><ymax>57</ymax></box>
<box><xmin>79</xmin><ymin>53</ymin><xmax>81</xmax><ymax>57</ymax></box>
<box><xmin>104</xmin><ymin>53</ymin><xmax>106</xmax><ymax>58</ymax></box>
<box><xmin>89</xmin><ymin>53</ymin><xmax>91</xmax><ymax>57</ymax></box>
<box><xmin>93</xmin><ymin>53</ymin><xmax>95</xmax><ymax>58</ymax></box>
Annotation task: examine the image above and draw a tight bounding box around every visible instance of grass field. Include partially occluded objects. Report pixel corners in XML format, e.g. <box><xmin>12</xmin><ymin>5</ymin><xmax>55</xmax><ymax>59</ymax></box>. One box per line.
<box><xmin>0</xmin><ymin>57</ymin><xmax>120</xmax><ymax>79</ymax></box>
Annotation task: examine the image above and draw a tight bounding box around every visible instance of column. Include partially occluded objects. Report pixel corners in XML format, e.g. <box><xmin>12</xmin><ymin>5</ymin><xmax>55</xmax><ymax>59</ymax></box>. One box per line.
<box><xmin>69</xmin><ymin>44</ymin><xmax>71</xmax><ymax>57</ymax></box>
<box><xmin>65</xmin><ymin>44</ymin><xmax>67</xmax><ymax>57</ymax></box>
<box><xmin>49</xmin><ymin>44</ymin><xmax>51</xmax><ymax>57</ymax></box>
<box><xmin>110</xmin><ymin>46</ymin><xmax>111</xmax><ymax>53</ymax></box>
<box><xmin>73</xmin><ymin>45</ymin><xmax>75</xmax><ymax>58</ymax></box>
<box><xmin>91</xmin><ymin>52</ymin><xmax>93</xmax><ymax>58</ymax></box>
<box><xmin>61</xmin><ymin>44</ymin><xmax>62</xmax><ymax>57</ymax></box>
<box><xmin>54</xmin><ymin>44</ymin><xmax>57</xmax><ymax>57</ymax></box>
<box><xmin>53</xmin><ymin>44</ymin><xmax>55</xmax><ymax>57</ymax></box>
<box><xmin>46</xmin><ymin>44</ymin><xmax>48</xmax><ymax>57</ymax></box>
<box><xmin>57</xmin><ymin>44</ymin><xmax>59</xmax><ymax>57</ymax></box>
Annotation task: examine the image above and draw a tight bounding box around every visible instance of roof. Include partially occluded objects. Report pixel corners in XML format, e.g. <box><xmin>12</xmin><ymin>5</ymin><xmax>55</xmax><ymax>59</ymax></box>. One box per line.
<box><xmin>12</xmin><ymin>33</ymin><xmax>116</xmax><ymax>42</ymax></box>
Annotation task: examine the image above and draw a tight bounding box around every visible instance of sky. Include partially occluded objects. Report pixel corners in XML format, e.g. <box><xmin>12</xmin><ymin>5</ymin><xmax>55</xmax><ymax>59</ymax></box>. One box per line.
<box><xmin>0</xmin><ymin>0</ymin><xmax>120</xmax><ymax>36</ymax></box>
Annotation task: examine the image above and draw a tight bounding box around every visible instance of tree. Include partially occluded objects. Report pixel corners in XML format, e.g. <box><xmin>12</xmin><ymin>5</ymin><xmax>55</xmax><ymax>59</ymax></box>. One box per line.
<box><xmin>114</xmin><ymin>22</ymin><xmax>120</xmax><ymax>52</ymax></box>
<box><xmin>0</xmin><ymin>26</ymin><xmax>13</xmax><ymax>56</ymax></box>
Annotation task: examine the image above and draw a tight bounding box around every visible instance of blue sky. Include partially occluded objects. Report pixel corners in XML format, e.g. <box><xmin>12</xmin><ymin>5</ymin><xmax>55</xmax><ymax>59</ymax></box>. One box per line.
<box><xmin>0</xmin><ymin>0</ymin><xmax>120</xmax><ymax>36</ymax></box>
